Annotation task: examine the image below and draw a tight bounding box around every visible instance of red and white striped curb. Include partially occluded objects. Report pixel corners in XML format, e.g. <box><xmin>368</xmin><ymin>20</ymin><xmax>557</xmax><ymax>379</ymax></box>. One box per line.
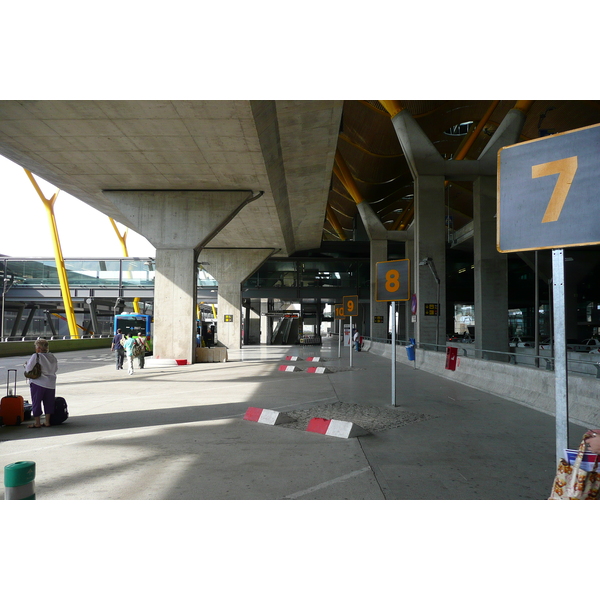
<box><xmin>278</xmin><ymin>365</ymin><xmax>300</xmax><ymax>372</ymax></box>
<box><xmin>243</xmin><ymin>407</ymin><xmax>294</xmax><ymax>425</ymax></box>
<box><xmin>306</xmin><ymin>417</ymin><xmax>368</xmax><ymax>438</ymax></box>
<box><xmin>306</xmin><ymin>366</ymin><xmax>328</xmax><ymax>374</ymax></box>
<box><xmin>145</xmin><ymin>358</ymin><xmax>188</xmax><ymax>367</ymax></box>
<box><xmin>305</xmin><ymin>357</ymin><xmax>321</xmax><ymax>362</ymax></box>
<box><xmin>285</xmin><ymin>355</ymin><xmax>302</xmax><ymax>361</ymax></box>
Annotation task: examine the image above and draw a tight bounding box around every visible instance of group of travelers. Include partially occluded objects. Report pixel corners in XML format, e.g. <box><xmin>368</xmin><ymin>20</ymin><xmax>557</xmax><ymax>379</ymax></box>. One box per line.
<box><xmin>111</xmin><ymin>329</ymin><xmax>149</xmax><ymax>375</ymax></box>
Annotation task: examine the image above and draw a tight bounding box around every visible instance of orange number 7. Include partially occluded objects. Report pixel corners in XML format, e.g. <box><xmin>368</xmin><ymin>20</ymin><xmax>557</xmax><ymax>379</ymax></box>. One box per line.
<box><xmin>532</xmin><ymin>156</ymin><xmax>578</xmax><ymax>223</ymax></box>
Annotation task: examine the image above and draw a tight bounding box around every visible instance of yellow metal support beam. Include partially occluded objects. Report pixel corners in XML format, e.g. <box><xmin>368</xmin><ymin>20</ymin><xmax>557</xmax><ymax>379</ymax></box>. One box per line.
<box><xmin>24</xmin><ymin>170</ymin><xmax>79</xmax><ymax>339</ymax></box>
<box><xmin>379</xmin><ymin>101</ymin><xmax>405</xmax><ymax>118</ymax></box>
<box><xmin>325</xmin><ymin>205</ymin><xmax>347</xmax><ymax>241</ymax></box>
<box><xmin>454</xmin><ymin>100</ymin><xmax>500</xmax><ymax>161</ymax></box>
<box><xmin>334</xmin><ymin>151</ymin><xmax>364</xmax><ymax>204</ymax></box>
<box><xmin>109</xmin><ymin>218</ymin><xmax>141</xmax><ymax>314</ymax></box>
<box><xmin>514</xmin><ymin>100</ymin><xmax>534</xmax><ymax>114</ymax></box>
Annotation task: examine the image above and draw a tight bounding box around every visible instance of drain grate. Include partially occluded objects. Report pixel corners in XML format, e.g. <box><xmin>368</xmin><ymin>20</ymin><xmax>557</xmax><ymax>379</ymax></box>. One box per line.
<box><xmin>278</xmin><ymin>401</ymin><xmax>436</xmax><ymax>433</ymax></box>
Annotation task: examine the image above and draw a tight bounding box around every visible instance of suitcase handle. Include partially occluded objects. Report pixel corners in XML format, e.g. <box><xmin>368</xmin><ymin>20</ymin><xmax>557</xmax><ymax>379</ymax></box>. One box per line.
<box><xmin>7</xmin><ymin>369</ymin><xmax>17</xmax><ymax>396</ymax></box>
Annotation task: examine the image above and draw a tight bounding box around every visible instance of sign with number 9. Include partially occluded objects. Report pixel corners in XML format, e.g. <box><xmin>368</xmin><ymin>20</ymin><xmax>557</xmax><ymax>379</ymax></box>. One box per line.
<box><xmin>343</xmin><ymin>295</ymin><xmax>358</xmax><ymax>316</ymax></box>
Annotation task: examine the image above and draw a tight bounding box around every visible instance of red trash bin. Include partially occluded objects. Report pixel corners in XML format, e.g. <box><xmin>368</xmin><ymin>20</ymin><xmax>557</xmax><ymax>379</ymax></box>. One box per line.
<box><xmin>445</xmin><ymin>346</ymin><xmax>458</xmax><ymax>371</ymax></box>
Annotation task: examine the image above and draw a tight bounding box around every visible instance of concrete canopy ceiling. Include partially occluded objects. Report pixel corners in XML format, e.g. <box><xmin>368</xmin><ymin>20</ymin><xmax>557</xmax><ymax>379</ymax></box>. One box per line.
<box><xmin>0</xmin><ymin>100</ymin><xmax>343</xmax><ymax>257</ymax></box>
<box><xmin>327</xmin><ymin>100</ymin><xmax>600</xmax><ymax>245</ymax></box>
<box><xmin>2</xmin><ymin>99</ymin><xmax>600</xmax><ymax>261</ymax></box>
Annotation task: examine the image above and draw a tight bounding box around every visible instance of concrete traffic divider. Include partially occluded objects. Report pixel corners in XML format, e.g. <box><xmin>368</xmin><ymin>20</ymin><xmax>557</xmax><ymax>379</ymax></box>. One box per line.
<box><xmin>306</xmin><ymin>366</ymin><xmax>328</xmax><ymax>374</ymax></box>
<box><xmin>145</xmin><ymin>358</ymin><xmax>187</xmax><ymax>367</ymax></box>
<box><xmin>306</xmin><ymin>418</ymin><xmax>368</xmax><ymax>438</ymax></box>
<box><xmin>305</xmin><ymin>357</ymin><xmax>321</xmax><ymax>362</ymax></box>
<box><xmin>278</xmin><ymin>365</ymin><xmax>300</xmax><ymax>372</ymax></box>
<box><xmin>4</xmin><ymin>461</ymin><xmax>36</xmax><ymax>500</ymax></box>
<box><xmin>243</xmin><ymin>407</ymin><xmax>294</xmax><ymax>426</ymax></box>
<box><xmin>285</xmin><ymin>356</ymin><xmax>302</xmax><ymax>361</ymax></box>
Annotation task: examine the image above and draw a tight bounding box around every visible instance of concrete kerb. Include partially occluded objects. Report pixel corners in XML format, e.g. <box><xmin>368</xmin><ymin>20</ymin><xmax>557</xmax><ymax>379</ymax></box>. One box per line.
<box><xmin>243</xmin><ymin>408</ymin><xmax>368</xmax><ymax>440</ymax></box>
<box><xmin>306</xmin><ymin>417</ymin><xmax>369</xmax><ymax>439</ymax></box>
<box><xmin>243</xmin><ymin>407</ymin><xmax>295</xmax><ymax>426</ymax></box>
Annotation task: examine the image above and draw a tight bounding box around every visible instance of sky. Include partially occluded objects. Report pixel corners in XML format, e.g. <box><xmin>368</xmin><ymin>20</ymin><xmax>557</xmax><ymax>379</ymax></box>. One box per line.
<box><xmin>0</xmin><ymin>154</ymin><xmax>156</xmax><ymax>258</ymax></box>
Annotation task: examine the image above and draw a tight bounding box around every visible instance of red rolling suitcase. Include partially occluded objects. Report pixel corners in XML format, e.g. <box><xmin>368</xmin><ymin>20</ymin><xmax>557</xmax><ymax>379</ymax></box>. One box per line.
<box><xmin>0</xmin><ymin>369</ymin><xmax>25</xmax><ymax>426</ymax></box>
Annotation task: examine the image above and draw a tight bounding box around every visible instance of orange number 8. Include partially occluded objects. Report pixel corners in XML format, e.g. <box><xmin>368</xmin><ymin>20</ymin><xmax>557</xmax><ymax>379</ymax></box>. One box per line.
<box><xmin>385</xmin><ymin>269</ymin><xmax>400</xmax><ymax>293</ymax></box>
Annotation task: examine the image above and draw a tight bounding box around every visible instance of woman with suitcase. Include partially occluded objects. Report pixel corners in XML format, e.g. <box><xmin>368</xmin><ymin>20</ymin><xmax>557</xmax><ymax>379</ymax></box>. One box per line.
<box><xmin>25</xmin><ymin>338</ymin><xmax>58</xmax><ymax>428</ymax></box>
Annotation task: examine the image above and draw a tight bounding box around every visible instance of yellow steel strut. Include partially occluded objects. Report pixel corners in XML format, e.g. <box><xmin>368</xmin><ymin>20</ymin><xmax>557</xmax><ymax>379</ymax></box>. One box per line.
<box><xmin>24</xmin><ymin>170</ymin><xmax>79</xmax><ymax>339</ymax></box>
<box><xmin>109</xmin><ymin>218</ymin><xmax>141</xmax><ymax>314</ymax></box>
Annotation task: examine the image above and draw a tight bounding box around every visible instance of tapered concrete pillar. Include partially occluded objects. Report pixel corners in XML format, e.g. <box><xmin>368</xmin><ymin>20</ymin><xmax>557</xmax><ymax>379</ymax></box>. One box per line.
<box><xmin>474</xmin><ymin>105</ymin><xmax>529</xmax><ymax>353</ymax></box>
<box><xmin>103</xmin><ymin>190</ymin><xmax>261</xmax><ymax>362</ymax></box>
<box><xmin>473</xmin><ymin>176</ymin><xmax>508</xmax><ymax>353</ymax></box>
<box><xmin>414</xmin><ymin>175</ymin><xmax>446</xmax><ymax>347</ymax></box>
<box><xmin>154</xmin><ymin>247</ymin><xmax>197</xmax><ymax>361</ymax></box>
<box><xmin>201</xmin><ymin>248</ymin><xmax>275</xmax><ymax>349</ymax></box>
<box><xmin>390</xmin><ymin>110</ymin><xmax>446</xmax><ymax>348</ymax></box>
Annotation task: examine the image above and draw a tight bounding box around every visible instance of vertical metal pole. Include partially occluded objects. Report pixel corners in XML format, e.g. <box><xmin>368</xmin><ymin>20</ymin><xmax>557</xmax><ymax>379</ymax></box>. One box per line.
<box><xmin>349</xmin><ymin>316</ymin><xmax>353</xmax><ymax>368</ymax></box>
<box><xmin>534</xmin><ymin>251</ymin><xmax>539</xmax><ymax>368</ymax></box>
<box><xmin>338</xmin><ymin>319</ymin><xmax>341</xmax><ymax>358</ymax></box>
<box><xmin>392</xmin><ymin>301</ymin><xmax>397</xmax><ymax>406</ymax></box>
<box><xmin>1</xmin><ymin>259</ymin><xmax>6</xmax><ymax>340</ymax></box>
<box><xmin>552</xmin><ymin>249</ymin><xmax>568</xmax><ymax>463</ymax></box>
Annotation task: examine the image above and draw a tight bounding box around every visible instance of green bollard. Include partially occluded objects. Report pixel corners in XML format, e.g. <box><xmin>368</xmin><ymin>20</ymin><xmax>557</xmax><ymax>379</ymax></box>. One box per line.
<box><xmin>4</xmin><ymin>461</ymin><xmax>36</xmax><ymax>500</ymax></box>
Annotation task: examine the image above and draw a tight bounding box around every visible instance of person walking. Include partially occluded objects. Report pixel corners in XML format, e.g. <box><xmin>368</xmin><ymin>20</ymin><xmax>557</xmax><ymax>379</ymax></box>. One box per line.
<box><xmin>135</xmin><ymin>335</ymin><xmax>149</xmax><ymax>369</ymax></box>
<box><xmin>111</xmin><ymin>328</ymin><xmax>125</xmax><ymax>370</ymax></box>
<box><xmin>26</xmin><ymin>338</ymin><xmax>58</xmax><ymax>428</ymax></box>
<box><xmin>353</xmin><ymin>329</ymin><xmax>361</xmax><ymax>352</ymax></box>
<box><xmin>123</xmin><ymin>334</ymin><xmax>136</xmax><ymax>375</ymax></box>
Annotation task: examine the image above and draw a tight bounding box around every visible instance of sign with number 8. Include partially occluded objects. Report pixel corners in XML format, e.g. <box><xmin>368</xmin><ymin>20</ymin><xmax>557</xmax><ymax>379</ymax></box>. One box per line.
<box><xmin>376</xmin><ymin>259</ymin><xmax>410</xmax><ymax>301</ymax></box>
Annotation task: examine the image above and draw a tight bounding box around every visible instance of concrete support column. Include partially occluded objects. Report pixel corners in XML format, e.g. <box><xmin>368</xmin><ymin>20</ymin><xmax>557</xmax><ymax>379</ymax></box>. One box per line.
<box><xmin>370</xmin><ymin>238</ymin><xmax>388</xmax><ymax>340</ymax></box>
<box><xmin>354</xmin><ymin>202</ymin><xmax>389</xmax><ymax>339</ymax></box>
<box><xmin>405</xmin><ymin>237</ymin><xmax>415</xmax><ymax>341</ymax></box>
<box><xmin>154</xmin><ymin>248</ymin><xmax>197</xmax><ymax>363</ymax></box>
<box><xmin>103</xmin><ymin>190</ymin><xmax>260</xmax><ymax>362</ymax></box>
<box><xmin>201</xmin><ymin>248</ymin><xmax>275</xmax><ymax>350</ymax></box>
<box><xmin>473</xmin><ymin>176</ymin><xmax>508</xmax><ymax>354</ymax></box>
<box><xmin>414</xmin><ymin>175</ymin><xmax>446</xmax><ymax>347</ymax></box>
<box><xmin>260</xmin><ymin>299</ymin><xmax>269</xmax><ymax>344</ymax></box>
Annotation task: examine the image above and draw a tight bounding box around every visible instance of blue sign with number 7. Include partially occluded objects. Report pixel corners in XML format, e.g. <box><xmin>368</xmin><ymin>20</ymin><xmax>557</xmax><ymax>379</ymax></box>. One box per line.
<box><xmin>498</xmin><ymin>123</ymin><xmax>600</xmax><ymax>252</ymax></box>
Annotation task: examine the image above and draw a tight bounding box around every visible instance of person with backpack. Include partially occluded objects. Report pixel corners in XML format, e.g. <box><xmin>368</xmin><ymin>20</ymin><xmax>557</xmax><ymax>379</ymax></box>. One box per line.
<box><xmin>134</xmin><ymin>335</ymin><xmax>149</xmax><ymax>369</ymax></box>
<box><xmin>111</xmin><ymin>329</ymin><xmax>125</xmax><ymax>370</ymax></box>
<box><xmin>123</xmin><ymin>334</ymin><xmax>136</xmax><ymax>375</ymax></box>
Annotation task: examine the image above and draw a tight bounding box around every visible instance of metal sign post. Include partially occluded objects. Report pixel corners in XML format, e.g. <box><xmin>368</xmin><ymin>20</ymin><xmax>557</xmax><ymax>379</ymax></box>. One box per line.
<box><xmin>343</xmin><ymin>296</ymin><xmax>358</xmax><ymax>368</ymax></box>
<box><xmin>552</xmin><ymin>249</ymin><xmax>569</xmax><ymax>460</ymax></box>
<box><xmin>498</xmin><ymin>123</ymin><xmax>600</xmax><ymax>464</ymax></box>
<box><xmin>334</xmin><ymin>303</ymin><xmax>344</xmax><ymax>358</ymax></box>
<box><xmin>349</xmin><ymin>316</ymin><xmax>353</xmax><ymax>368</ymax></box>
<box><xmin>391</xmin><ymin>301</ymin><xmax>397</xmax><ymax>406</ymax></box>
<box><xmin>375</xmin><ymin>260</ymin><xmax>410</xmax><ymax>407</ymax></box>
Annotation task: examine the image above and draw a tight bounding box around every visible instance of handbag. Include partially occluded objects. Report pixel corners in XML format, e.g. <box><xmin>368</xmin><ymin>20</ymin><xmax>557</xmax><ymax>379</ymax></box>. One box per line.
<box><xmin>24</xmin><ymin>353</ymin><xmax>42</xmax><ymax>379</ymax></box>
<box><xmin>549</xmin><ymin>436</ymin><xmax>600</xmax><ymax>500</ymax></box>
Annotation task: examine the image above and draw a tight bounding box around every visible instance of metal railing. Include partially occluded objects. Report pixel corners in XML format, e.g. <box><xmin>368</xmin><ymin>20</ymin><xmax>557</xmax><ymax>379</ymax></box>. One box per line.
<box><xmin>1</xmin><ymin>334</ymin><xmax>112</xmax><ymax>342</ymax></box>
<box><xmin>364</xmin><ymin>336</ymin><xmax>600</xmax><ymax>379</ymax></box>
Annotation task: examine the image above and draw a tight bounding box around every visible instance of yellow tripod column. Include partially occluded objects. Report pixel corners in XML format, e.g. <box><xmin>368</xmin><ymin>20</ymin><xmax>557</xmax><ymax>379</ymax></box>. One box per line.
<box><xmin>109</xmin><ymin>218</ymin><xmax>141</xmax><ymax>314</ymax></box>
<box><xmin>24</xmin><ymin>170</ymin><xmax>79</xmax><ymax>339</ymax></box>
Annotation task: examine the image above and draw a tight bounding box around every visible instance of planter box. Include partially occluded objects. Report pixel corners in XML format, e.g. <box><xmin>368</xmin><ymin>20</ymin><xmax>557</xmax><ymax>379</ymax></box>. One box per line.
<box><xmin>195</xmin><ymin>347</ymin><xmax>228</xmax><ymax>363</ymax></box>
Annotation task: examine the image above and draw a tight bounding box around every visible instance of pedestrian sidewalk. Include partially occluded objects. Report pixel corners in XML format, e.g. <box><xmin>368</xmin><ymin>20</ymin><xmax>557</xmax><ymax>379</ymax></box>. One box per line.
<box><xmin>0</xmin><ymin>337</ymin><xmax>581</xmax><ymax>499</ymax></box>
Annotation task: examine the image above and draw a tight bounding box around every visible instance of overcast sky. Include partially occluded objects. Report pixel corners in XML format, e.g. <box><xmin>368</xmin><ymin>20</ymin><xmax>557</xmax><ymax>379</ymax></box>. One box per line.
<box><xmin>0</xmin><ymin>154</ymin><xmax>156</xmax><ymax>259</ymax></box>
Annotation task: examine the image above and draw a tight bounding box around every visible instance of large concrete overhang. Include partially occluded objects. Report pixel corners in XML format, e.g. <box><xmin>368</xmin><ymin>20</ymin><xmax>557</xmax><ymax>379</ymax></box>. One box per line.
<box><xmin>0</xmin><ymin>100</ymin><xmax>343</xmax><ymax>257</ymax></box>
